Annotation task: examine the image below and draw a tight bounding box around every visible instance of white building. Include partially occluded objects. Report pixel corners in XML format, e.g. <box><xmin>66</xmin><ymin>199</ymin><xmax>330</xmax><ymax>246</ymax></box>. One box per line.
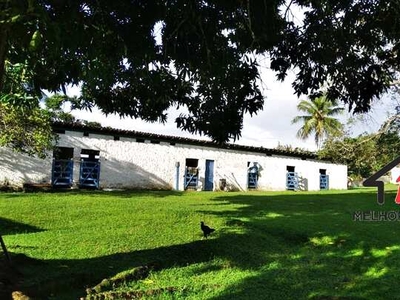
<box><xmin>0</xmin><ymin>123</ymin><xmax>347</xmax><ymax>191</ymax></box>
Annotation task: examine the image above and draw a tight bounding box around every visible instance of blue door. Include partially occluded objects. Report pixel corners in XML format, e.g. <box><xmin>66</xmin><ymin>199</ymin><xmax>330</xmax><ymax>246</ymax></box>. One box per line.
<box><xmin>204</xmin><ymin>160</ymin><xmax>214</xmax><ymax>191</ymax></box>
<box><xmin>248</xmin><ymin>163</ymin><xmax>259</xmax><ymax>189</ymax></box>
<box><xmin>320</xmin><ymin>174</ymin><xmax>329</xmax><ymax>190</ymax></box>
<box><xmin>184</xmin><ymin>167</ymin><xmax>198</xmax><ymax>190</ymax></box>
<box><xmin>79</xmin><ymin>160</ymin><xmax>101</xmax><ymax>189</ymax></box>
<box><xmin>286</xmin><ymin>172</ymin><xmax>299</xmax><ymax>190</ymax></box>
<box><xmin>52</xmin><ymin>159</ymin><xmax>74</xmax><ymax>187</ymax></box>
<box><xmin>248</xmin><ymin>172</ymin><xmax>258</xmax><ymax>189</ymax></box>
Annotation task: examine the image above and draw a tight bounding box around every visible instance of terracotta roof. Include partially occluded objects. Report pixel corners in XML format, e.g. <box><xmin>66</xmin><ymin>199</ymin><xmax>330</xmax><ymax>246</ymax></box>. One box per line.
<box><xmin>52</xmin><ymin>122</ymin><xmax>317</xmax><ymax>160</ymax></box>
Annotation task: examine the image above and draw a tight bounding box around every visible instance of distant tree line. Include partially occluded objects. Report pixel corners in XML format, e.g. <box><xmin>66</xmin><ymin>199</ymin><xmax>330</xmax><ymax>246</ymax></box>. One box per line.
<box><xmin>317</xmin><ymin>113</ymin><xmax>400</xmax><ymax>180</ymax></box>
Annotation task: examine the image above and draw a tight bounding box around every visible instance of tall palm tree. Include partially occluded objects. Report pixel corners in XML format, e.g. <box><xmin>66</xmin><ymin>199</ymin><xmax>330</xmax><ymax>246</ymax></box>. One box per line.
<box><xmin>292</xmin><ymin>95</ymin><xmax>344</xmax><ymax>148</ymax></box>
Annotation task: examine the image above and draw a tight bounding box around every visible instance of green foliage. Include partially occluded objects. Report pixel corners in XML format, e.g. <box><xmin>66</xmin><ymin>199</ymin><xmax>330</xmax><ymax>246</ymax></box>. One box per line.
<box><xmin>2</xmin><ymin>189</ymin><xmax>400</xmax><ymax>299</ymax></box>
<box><xmin>0</xmin><ymin>103</ymin><xmax>54</xmax><ymax>158</ymax></box>
<box><xmin>0</xmin><ymin>61</ymin><xmax>54</xmax><ymax>157</ymax></box>
<box><xmin>374</xmin><ymin>110</ymin><xmax>400</xmax><ymax>165</ymax></box>
<box><xmin>318</xmin><ymin>133</ymin><xmax>380</xmax><ymax>178</ymax></box>
<box><xmin>0</xmin><ymin>61</ymin><xmax>92</xmax><ymax>157</ymax></box>
<box><xmin>376</xmin><ymin>131</ymin><xmax>400</xmax><ymax>165</ymax></box>
<box><xmin>292</xmin><ymin>95</ymin><xmax>344</xmax><ymax>147</ymax></box>
<box><xmin>82</xmin><ymin>121</ymin><xmax>102</xmax><ymax>128</ymax></box>
<box><xmin>271</xmin><ymin>0</ymin><xmax>400</xmax><ymax>112</ymax></box>
<box><xmin>318</xmin><ymin>116</ymin><xmax>400</xmax><ymax>178</ymax></box>
<box><xmin>44</xmin><ymin>94</ymin><xmax>80</xmax><ymax>123</ymax></box>
<box><xmin>275</xmin><ymin>142</ymin><xmax>314</xmax><ymax>155</ymax></box>
<box><xmin>1</xmin><ymin>1</ymin><xmax>400</xmax><ymax>142</ymax></box>
<box><xmin>1</xmin><ymin>61</ymin><xmax>38</xmax><ymax>108</ymax></box>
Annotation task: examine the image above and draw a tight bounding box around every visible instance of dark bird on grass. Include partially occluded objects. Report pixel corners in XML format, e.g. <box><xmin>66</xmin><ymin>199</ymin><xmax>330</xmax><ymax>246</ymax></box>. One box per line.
<box><xmin>200</xmin><ymin>221</ymin><xmax>215</xmax><ymax>238</ymax></box>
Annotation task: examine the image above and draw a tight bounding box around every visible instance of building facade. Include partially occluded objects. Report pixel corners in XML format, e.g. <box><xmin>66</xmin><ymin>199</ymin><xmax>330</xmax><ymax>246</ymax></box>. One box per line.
<box><xmin>0</xmin><ymin>123</ymin><xmax>348</xmax><ymax>191</ymax></box>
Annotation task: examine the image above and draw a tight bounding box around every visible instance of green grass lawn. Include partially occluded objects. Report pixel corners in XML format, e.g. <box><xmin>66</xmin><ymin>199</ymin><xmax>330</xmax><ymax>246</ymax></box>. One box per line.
<box><xmin>1</xmin><ymin>186</ymin><xmax>400</xmax><ymax>299</ymax></box>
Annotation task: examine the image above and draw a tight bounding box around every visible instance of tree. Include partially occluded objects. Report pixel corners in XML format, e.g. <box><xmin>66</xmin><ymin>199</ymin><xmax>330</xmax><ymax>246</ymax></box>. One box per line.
<box><xmin>275</xmin><ymin>142</ymin><xmax>313</xmax><ymax>155</ymax></box>
<box><xmin>0</xmin><ymin>60</ymin><xmax>54</xmax><ymax>158</ymax></box>
<box><xmin>0</xmin><ymin>235</ymin><xmax>11</xmax><ymax>264</ymax></box>
<box><xmin>1</xmin><ymin>0</ymin><xmax>400</xmax><ymax>144</ymax></box>
<box><xmin>292</xmin><ymin>95</ymin><xmax>344</xmax><ymax>148</ymax></box>
<box><xmin>318</xmin><ymin>132</ymin><xmax>380</xmax><ymax>179</ymax></box>
<box><xmin>0</xmin><ymin>103</ymin><xmax>54</xmax><ymax>158</ymax></box>
<box><xmin>0</xmin><ymin>61</ymin><xmax>89</xmax><ymax>157</ymax></box>
<box><xmin>318</xmin><ymin>108</ymin><xmax>400</xmax><ymax>179</ymax></box>
<box><xmin>272</xmin><ymin>0</ymin><xmax>400</xmax><ymax>112</ymax></box>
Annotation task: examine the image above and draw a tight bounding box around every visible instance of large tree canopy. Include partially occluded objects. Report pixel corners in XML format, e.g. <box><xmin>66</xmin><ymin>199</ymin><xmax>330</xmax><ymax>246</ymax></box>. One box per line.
<box><xmin>1</xmin><ymin>0</ymin><xmax>399</xmax><ymax>144</ymax></box>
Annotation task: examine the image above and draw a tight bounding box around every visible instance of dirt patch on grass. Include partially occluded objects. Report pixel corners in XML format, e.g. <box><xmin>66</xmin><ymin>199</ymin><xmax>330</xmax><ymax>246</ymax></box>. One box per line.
<box><xmin>86</xmin><ymin>262</ymin><xmax>160</xmax><ymax>297</ymax></box>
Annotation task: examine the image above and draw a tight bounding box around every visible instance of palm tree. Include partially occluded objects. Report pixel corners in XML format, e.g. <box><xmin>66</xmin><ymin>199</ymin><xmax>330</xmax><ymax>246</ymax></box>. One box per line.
<box><xmin>292</xmin><ymin>95</ymin><xmax>344</xmax><ymax>148</ymax></box>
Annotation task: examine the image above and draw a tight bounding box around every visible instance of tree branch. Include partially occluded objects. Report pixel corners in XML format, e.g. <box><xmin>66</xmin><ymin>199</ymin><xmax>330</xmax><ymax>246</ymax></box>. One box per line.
<box><xmin>0</xmin><ymin>25</ymin><xmax>9</xmax><ymax>92</ymax></box>
<box><xmin>284</xmin><ymin>0</ymin><xmax>295</xmax><ymax>21</ymax></box>
<box><xmin>0</xmin><ymin>235</ymin><xmax>11</xmax><ymax>264</ymax></box>
<box><xmin>355</xmin><ymin>114</ymin><xmax>400</xmax><ymax>145</ymax></box>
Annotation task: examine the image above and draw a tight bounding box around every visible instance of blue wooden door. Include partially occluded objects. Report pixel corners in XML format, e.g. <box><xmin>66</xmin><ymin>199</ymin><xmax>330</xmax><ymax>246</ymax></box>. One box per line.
<box><xmin>320</xmin><ymin>174</ymin><xmax>329</xmax><ymax>190</ymax></box>
<box><xmin>52</xmin><ymin>159</ymin><xmax>74</xmax><ymax>187</ymax></box>
<box><xmin>204</xmin><ymin>160</ymin><xmax>214</xmax><ymax>191</ymax></box>
<box><xmin>79</xmin><ymin>160</ymin><xmax>101</xmax><ymax>189</ymax></box>
<box><xmin>286</xmin><ymin>172</ymin><xmax>299</xmax><ymax>190</ymax></box>
<box><xmin>184</xmin><ymin>167</ymin><xmax>198</xmax><ymax>190</ymax></box>
<box><xmin>248</xmin><ymin>164</ymin><xmax>259</xmax><ymax>189</ymax></box>
<box><xmin>248</xmin><ymin>172</ymin><xmax>258</xmax><ymax>189</ymax></box>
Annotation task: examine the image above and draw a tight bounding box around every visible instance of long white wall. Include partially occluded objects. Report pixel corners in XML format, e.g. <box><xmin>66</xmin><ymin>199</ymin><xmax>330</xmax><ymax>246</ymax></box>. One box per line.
<box><xmin>0</xmin><ymin>149</ymin><xmax>52</xmax><ymax>186</ymax></box>
<box><xmin>0</xmin><ymin>130</ymin><xmax>348</xmax><ymax>191</ymax></box>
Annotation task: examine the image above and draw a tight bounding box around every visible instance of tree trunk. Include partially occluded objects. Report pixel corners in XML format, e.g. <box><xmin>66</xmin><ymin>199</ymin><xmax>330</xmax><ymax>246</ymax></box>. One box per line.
<box><xmin>0</xmin><ymin>234</ymin><xmax>11</xmax><ymax>264</ymax></box>
<box><xmin>0</xmin><ymin>24</ymin><xmax>8</xmax><ymax>92</ymax></box>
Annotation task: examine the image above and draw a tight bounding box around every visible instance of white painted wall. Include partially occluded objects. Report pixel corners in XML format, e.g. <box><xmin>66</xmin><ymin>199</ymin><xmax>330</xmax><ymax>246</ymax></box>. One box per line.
<box><xmin>0</xmin><ymin>148</ymin><xmax>53</xmax><ymax>186</ymax></box>
<box><xmin>0</xmin><ymin>130</ymin><xmax>348</xmax><ymax>191</ymax></box>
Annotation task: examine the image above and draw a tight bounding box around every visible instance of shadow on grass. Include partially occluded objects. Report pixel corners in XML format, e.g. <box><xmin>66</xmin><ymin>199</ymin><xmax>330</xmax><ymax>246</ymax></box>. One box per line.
<box><xmin>205</xmin><ymin>190</ymin><xmax>400</xmax><ymax>300</ymax></box>
<box><xmin>0</xmin><ymin>218</ymin><xmax>44</xmax><ymax>300</ymax></box>
<box><xmin>0</xmin><ymin>217</ymin><xmax>44</xmax><ymax>236</ymax></box>
<box><xmin>7</xmin><ymin>189</ymin><xmax>400</xmax><ymax>299</ymax></box>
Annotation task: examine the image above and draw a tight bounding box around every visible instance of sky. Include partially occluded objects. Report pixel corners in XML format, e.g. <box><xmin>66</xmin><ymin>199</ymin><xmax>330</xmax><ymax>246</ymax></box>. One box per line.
<box><xmin>65</xmin><ymin>60</ymin><xmax>396</xmax><ymax>152</ymax></box>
